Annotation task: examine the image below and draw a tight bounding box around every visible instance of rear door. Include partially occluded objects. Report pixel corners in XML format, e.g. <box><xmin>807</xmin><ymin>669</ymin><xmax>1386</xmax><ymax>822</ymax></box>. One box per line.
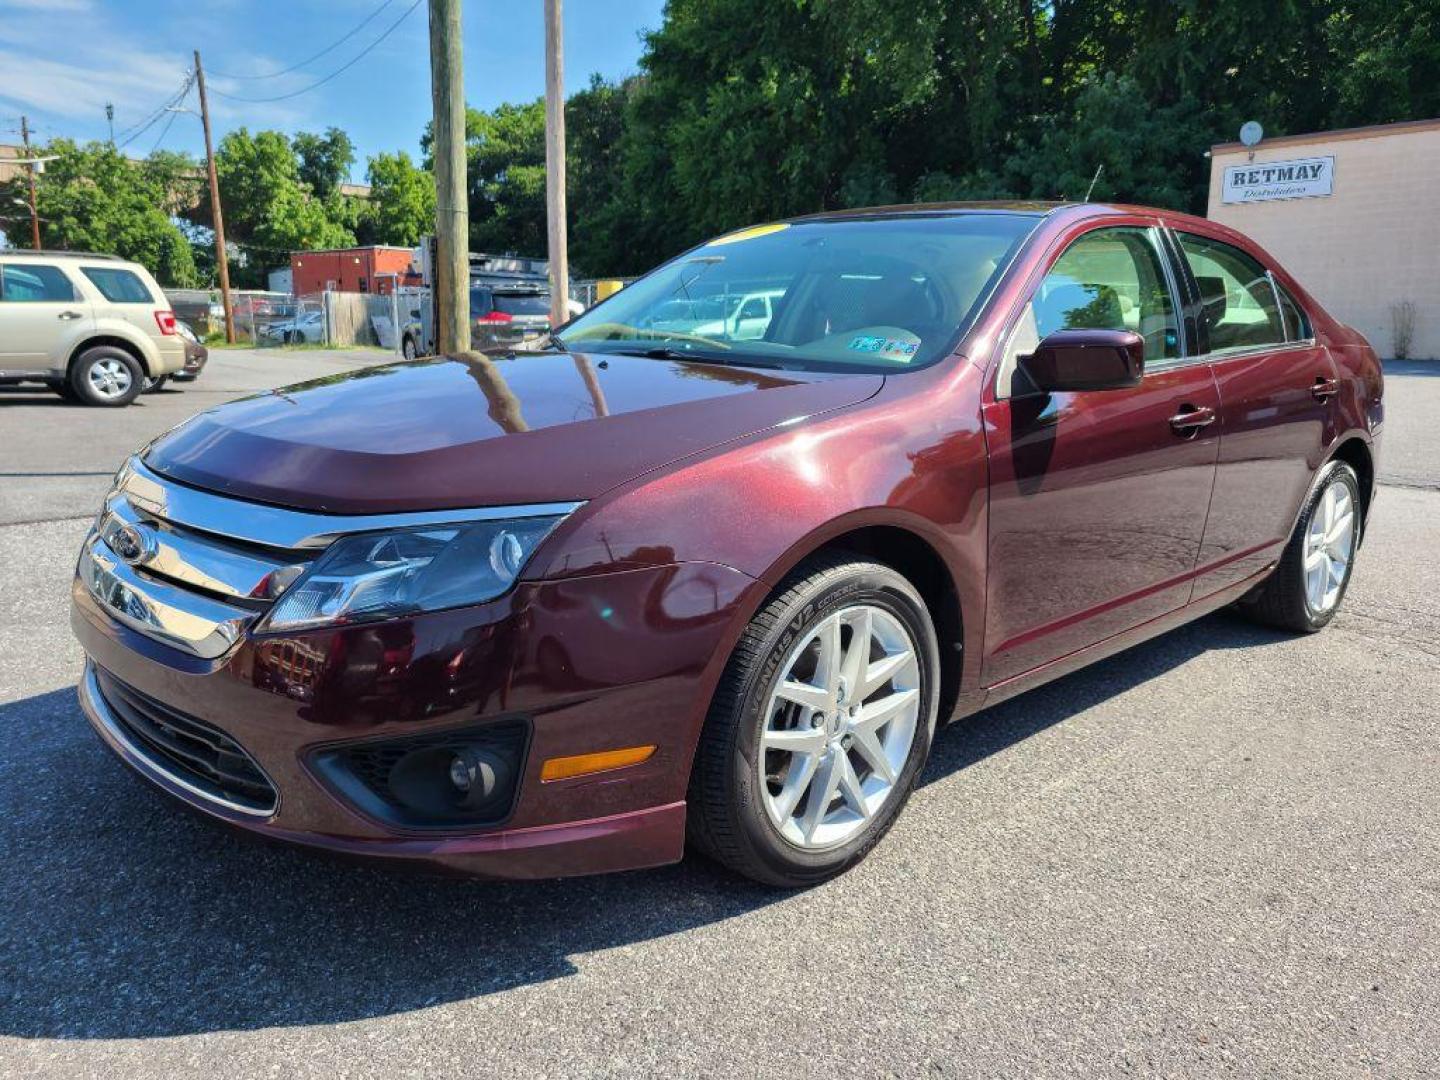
<box><xmin>0</xmin><ymin>261</ymin><xmax>92</xmax><ymax>373</ymax></box>
<box><xmin>981</xmin><ymin>222</ymin><xmax>1221</xmax><ymax>685</ymax></box>
<box><xmin>1168</xmin><ymin>229</ymin><xmax>1340</xmax><ymax>598</ymax></box>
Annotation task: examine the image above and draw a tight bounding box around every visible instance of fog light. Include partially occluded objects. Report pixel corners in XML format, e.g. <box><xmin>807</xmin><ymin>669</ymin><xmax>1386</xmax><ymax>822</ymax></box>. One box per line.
<box><xmin>388</xmin><ymin>744</ymin><xmax>513</xmax><ymax>818</ymax></box>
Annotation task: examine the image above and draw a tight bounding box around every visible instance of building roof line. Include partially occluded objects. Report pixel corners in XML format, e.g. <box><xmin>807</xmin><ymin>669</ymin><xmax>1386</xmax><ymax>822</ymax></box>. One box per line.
<box><xmin>1212</xmin><ymin>116</ymin><xmax>1440</xmax><ymax>153</ymax></box>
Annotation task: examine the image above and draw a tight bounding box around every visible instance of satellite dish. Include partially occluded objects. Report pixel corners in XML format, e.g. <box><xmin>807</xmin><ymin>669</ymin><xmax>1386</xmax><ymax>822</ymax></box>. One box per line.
<box><xmin>1239</xmin><ymin>121</ymin><xmax>1264</xmax><ymax>148</ymax></box>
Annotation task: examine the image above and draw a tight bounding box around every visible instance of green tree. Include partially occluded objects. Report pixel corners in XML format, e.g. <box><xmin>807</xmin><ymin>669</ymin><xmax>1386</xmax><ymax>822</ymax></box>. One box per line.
<box><xmin>199</xmin><ymin>128</ymin><xmax>355</xmax><ymax>284</ymax></box>
<box><xmin>359</xmin><ymin>150</ymin><xmax>436</xmax><ymax>246</ymax></box>
<box><xmin>566</xmin><ymin>74</ymin><xmax>639</xmax><ymax>275</ymax></box>
<box><xmin>6</xmin><ymin>139</ymin><xmax>199</xmax><ymax>286</ymax></box>
<box><xmin>292</xmin><ymin>127</ymin><xmax>356</xmax><ymax>201</ymax></box>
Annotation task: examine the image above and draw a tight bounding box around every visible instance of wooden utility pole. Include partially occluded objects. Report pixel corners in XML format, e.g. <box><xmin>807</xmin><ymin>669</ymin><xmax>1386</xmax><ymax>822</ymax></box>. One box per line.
<box><xmin>543</xmin><ymin>0</ymin><xmax>569</xmax><ymax>331</ymax></box>
<box><xmin>193</xmin><ymin>52</ymin><xmax>236</xmax><ymax>344</ymax></box>
<box><xmin>428</xmin><ymin>0</ymin><xmax>470</xmax><ymax>353</ymax></box>
<box><xmin>19</xmin><ymin>115</ymin><xmax>40</xmax><ymax>250</ymax></box>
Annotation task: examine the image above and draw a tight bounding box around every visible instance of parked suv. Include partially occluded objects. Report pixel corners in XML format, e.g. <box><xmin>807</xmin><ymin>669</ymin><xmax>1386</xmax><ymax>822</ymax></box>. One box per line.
<box><xmin>71</xmin><ymin>204</ymin><xmax>1382</xmax><ymax>885</ymax></box>
<box><xmin>0</xmin><ymin>250</ymin><xmax>187</xmax><ymax>406</ymax></box>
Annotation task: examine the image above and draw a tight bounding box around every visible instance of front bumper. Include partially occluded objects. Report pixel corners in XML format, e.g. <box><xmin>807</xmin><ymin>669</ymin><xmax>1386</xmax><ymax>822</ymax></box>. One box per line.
<box><xmin>72</xmin><ymin>556</ymin><xmax>758</xmax><ymax>878</ymax></box>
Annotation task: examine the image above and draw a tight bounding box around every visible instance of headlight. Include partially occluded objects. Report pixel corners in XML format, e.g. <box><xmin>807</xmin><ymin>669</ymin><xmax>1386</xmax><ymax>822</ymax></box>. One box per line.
<box><xmin>260</xmin><ymin>516</ymin><xmax>566</xmax><ymax>633</ymax></box>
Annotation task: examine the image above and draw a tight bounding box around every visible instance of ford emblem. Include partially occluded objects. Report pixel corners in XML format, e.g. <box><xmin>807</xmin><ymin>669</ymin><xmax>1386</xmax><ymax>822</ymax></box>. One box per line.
<box><xmin>111</xmin><ymin>523</ymin><xmax>157</xmax><ymax>566</ymax></box>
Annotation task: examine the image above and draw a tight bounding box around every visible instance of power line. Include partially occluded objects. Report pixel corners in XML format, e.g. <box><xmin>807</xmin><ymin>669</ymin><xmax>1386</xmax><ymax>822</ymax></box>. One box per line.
<box><xmin>148</xmin><ymin>100</ymin><xmax>182</xmax><ymax>155</ymax></box>
<box><xmin>208</xmin><ymin>0</ymin><xmax>421</xmax><ymax>104</ymax></box>
<box><xmin>114</xmin><ymin>71</ymin><xmax>195</xmax><ymax>150</ymax></box>
<box><xmin>207</xmin><ymin>0</ymin><xmax>398</xmax><ymax>80</ymax></box>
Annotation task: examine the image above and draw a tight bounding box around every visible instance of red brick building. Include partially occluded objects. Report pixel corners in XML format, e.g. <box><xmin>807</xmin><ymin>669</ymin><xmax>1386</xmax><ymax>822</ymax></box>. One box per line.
<box><xmin>289</xmin><ymin>246</ymin><xmax>419</xmax><ymax>295</ymax></box>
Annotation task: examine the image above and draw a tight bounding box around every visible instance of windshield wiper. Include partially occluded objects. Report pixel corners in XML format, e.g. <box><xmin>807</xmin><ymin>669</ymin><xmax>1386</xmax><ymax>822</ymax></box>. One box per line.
<box><xmin>612</xmin><ymin>346</ymin><xmax>785</xmax><ymax>370</ymax></box>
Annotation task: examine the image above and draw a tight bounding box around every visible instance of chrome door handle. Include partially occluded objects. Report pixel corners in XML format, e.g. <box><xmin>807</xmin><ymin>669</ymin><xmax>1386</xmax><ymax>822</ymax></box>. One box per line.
<box><xmin>57</xmin><ymin>310</ymin><xmax>84</xmax><ymax>320</ymax></box>
<box><xmin>1169</xmin><ymin>405</ymin><xmax>1216</xmax><ymax>435</ymax></box>
<box><xmin>1311</xmin><ymin>376</ymin><xmax>1339</xmax><ymax>401</ymax></box>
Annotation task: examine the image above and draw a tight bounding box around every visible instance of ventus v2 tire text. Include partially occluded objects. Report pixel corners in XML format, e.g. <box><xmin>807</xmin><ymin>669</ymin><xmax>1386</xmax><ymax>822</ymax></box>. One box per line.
<box><xmin>688</xmin><ymin>555</ymin><xmax>941</xmax><ymax>886</ymax></box>
<box><xmin>69</xmin><ymin>346</ymin><xmax>143</xmax><ymax>407</ymax></box>
<box><xmin>1241</xmin><ymin>460</ymin><xmax>1362</xmax><ymax>633</ymax></box>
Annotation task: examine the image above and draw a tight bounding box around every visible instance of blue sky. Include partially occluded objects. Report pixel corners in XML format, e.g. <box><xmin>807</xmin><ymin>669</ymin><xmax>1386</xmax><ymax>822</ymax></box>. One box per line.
<box><xmin>0</xmin><ymin>0</ymin><xmax>665</xmax><ymax>179</ymax></box>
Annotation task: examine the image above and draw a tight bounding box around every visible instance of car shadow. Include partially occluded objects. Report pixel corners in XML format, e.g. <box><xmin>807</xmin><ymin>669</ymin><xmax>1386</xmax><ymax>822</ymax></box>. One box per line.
<box><xmin>0</xmin><ymin>610</ymin><xmax>1284</xmax><ymax>1039</ymax></box>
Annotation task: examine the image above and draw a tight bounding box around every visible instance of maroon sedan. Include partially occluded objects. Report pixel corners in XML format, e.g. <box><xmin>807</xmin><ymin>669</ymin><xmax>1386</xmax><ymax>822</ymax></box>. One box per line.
<box><xmin>72</xmin><ymin>203</ymin><xmax>1382</xmax><ymax>886</ymax></box>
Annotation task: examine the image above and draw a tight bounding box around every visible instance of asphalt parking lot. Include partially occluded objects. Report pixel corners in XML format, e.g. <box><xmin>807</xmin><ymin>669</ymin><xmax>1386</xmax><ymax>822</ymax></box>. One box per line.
<box><xmin>1</xmin><ymin>351</ymin><xmax>1437</xmax><ymax>1078</ymax></box>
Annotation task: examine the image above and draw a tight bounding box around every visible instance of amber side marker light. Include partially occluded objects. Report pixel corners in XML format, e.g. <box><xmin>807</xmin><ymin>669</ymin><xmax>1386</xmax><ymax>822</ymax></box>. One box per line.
<box><xmin>540</xmin><ymin>745</ymin><xmax>656</xmax><ymax>782</ymax></box>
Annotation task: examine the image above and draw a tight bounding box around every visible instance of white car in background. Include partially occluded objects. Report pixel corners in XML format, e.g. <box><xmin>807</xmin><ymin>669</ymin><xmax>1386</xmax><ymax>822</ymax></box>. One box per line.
<box><xmin>264</xmin><ymin>311</ymin><xmax>326</xmax><ymax>345</ymax></box>
<box><xmin>691</xmin><ymin>289</ymin><xmax>784</xmax><ymax>341</ymax></box>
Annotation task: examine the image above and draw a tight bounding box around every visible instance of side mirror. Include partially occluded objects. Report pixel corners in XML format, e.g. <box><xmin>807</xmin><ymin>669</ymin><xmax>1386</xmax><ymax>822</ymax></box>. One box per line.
<box><xmin>1015</xmin><ymin>328</ymin><xmax>1144</xmax><ymax>395</ymax></box>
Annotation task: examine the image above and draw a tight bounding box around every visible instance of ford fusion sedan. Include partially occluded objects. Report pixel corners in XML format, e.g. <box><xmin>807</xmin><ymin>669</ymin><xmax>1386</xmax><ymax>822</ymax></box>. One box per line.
<box><xmin>72</xmin><ymin>202</ymin><xmax>1382</xmax><ymax>886</ymax></box>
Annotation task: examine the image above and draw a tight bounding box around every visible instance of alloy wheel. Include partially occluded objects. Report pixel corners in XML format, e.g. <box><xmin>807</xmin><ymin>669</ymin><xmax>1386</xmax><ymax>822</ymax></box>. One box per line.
<box><xmin>1303</xmin><ymin>476</ymin><xmax>1355</xmax><ymax>614</ymax></box>
<box><xmin>759</xmin><ymin>604</ymin><xmax>920</xmax><ymax>850</ymax></box>
<box><xmin>88</xmin><ymin>357</ymin><xmax>133</xmax><ymax>400</ymax></box>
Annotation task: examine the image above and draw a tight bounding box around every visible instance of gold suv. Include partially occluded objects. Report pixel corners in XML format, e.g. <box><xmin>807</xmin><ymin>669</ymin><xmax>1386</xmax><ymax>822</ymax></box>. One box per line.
<box><xmin>0</xmin><ymin>250</ymin><xmax>187</xmax><ymax>406</ymax></box>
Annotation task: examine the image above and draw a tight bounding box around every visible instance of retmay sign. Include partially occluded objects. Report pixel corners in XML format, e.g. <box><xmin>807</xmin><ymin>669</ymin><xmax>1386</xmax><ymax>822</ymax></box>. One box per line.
<box><xmin>1222</xmin><ymin>156</ymin><xmax>1334</xmax><ymax>204</ymax></box>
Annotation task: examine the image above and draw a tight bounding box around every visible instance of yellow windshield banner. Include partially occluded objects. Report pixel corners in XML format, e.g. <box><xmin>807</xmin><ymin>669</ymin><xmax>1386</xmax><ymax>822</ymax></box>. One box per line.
<box><xmin>706</xmin><ymin>222</ymin><xmax>790</xmax><ymax>247</ymax></box>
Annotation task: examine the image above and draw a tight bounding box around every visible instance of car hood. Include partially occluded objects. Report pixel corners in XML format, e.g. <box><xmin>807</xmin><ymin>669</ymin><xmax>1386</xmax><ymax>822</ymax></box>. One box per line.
<box><xmin>143</xmin><ymin>351</ymin><xmax>883</xmax><ymax>512</ymax></box>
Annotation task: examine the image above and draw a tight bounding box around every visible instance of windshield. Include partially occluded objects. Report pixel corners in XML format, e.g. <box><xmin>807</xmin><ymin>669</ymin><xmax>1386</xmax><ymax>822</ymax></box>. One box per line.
<box><xmin>557</xmin><ymin>213</ymin><xmax>1039</xmax><ymax>372</ymax></box>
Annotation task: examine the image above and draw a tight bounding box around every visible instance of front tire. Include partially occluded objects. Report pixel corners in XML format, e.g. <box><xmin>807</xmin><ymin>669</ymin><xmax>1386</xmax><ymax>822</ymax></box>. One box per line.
<box><xmin>1240</xmin><ymin>461</ymin><xmax>1361</xmax><ymax>632</ymax></box>
<box><xmin>688</xmin><ymin>554</ymin><xmax>940</xmax><ymax>886</ymax></box>
<box><xmin>69</xmin><ymin>346</ymin><xmax>143</xmax><ymax>407</ymax></box>
<box><xmin>142</xmin><ymin>374</ymin><xmax>169</xmax><ymax>393</ymax></box>
<box><xmin>402</xmin><ymin>335</ymin><xmax>417</xmax><ymax>361</ymax></box>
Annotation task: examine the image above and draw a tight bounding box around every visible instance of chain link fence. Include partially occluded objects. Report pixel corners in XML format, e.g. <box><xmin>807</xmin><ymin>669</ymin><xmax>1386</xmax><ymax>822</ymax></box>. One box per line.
<box><xmin>163</xmin><ymin>279</ymin><xmax>630</xmax><ymax>353</ymax></box>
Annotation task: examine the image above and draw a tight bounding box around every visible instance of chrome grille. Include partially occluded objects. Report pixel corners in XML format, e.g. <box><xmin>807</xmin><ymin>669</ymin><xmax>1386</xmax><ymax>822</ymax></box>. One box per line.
<box><xmin>78</xmin><ymin>456</ymin><xmax>582</xmax><ymax>659</ymax></box>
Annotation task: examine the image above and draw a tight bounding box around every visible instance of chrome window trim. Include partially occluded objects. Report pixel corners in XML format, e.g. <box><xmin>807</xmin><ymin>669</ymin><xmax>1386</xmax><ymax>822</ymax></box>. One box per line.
<box><xmin>79</xmin><ymin>662</ymin><xmax>276</xmax><ymax>818</ymax></box>
<box><xmin>1190</xmin><ymin>340</ymin><xmax>1320</xmax><ymax>366</ymax></box>
<box><xmin>119</xmin><ymin>458</ymin><xmax>584</xmax><ymax>551</ymax></box>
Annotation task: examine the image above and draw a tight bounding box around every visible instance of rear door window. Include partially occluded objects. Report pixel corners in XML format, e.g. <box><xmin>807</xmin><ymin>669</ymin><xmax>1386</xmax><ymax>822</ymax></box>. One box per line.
<box><xmin>1175</xmin><ymin>233</ymin><xmax>1285</xmax><ymax>353</ymax></box>
<box><xmin>1275</xmin><ymin>281</ymin><xmax>1311</xmax><ymax>342</ymax></box>
<box><xmin>81</xmin><ymin>267</ymin><xmax>154</xmax><ymax>303</ymax></box>
<box><xmin>0</xmin><ymin>263</ymin><xmax>78</xmax><ymax>302</ymax></box>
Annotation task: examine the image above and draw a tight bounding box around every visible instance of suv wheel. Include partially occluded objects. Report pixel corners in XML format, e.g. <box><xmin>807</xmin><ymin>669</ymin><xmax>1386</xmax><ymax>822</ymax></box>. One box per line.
<box><xmin>70</xmin><ymin>346</ymin><xmax>143</xmax><ymax>407</ymax></box>
<box><xmin>688</xmin><ymin>554</ymin><xmax>940</xmax><ymax>886</ymax></box>
<box><xmin>1239</xmin><ymin>461</ymin><xmax>1361</xmax><ymax>633</ymax></box>
<box><xmin>142</xmin><ymin>375</ymin><xmax>169</xmax><ymax>393</ymax></box>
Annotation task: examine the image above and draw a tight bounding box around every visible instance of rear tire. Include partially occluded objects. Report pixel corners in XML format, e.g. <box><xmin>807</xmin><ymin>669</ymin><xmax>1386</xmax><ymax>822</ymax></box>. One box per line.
<box><xmin>402</xmin><ymin>336</ymin><xmax>417</xmax><ymax>361</ymax></box>
<box><xmin>69</xmin><ymin>346</ymin><xmax>143</xmax><ymax>407</ymax></box>
<box><xmin>688</xmin><ymin>554</ymin><xmax>940</xmax><ymax>887</ymax></box>
<box><xmin>1239</xmin><ymin>461</ymin><xmax>1361</xmax><ymax>633</ymax></box>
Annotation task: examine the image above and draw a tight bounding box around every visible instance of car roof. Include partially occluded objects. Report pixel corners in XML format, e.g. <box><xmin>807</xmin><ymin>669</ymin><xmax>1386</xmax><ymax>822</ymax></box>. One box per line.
<box><xmin>0</xmin><ymin>249</ymin><xmax>130</xmax><ymax>262</ymax></box>
<box><xmin>790</xmin><ymin>201</ymin><xmax>1064</xmax><ymax>223</ymax></box>
<box><xmin>786</xmin><ymin>200</ymin><xmax>1213</xmax><ymax>229</ymax></box>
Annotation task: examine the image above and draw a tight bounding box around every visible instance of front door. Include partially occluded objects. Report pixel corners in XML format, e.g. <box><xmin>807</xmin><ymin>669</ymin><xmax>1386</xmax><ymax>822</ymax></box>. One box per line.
<box><xmin>981</xmin><ymin>224</ymin><xmax>1221</xmax><ymax>685</ymax></box>
<box><xmin>1168</xmin><ymin>230</ymin><xmax>1341</xmax><ymax>597</ymax></box>
<box><xmin>0</xmin><ymin>261</ymin><xmax>91</xmax><ymax>373</ymax></box>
